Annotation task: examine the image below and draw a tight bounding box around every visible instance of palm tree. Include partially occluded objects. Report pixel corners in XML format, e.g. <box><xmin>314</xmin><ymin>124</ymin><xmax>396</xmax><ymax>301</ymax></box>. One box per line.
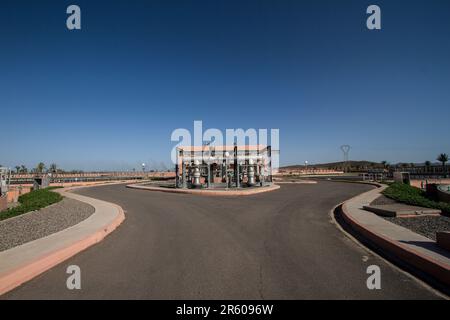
<box><xmin>36</xmin><ymin>162</ymin><xmax>46</xmax><ymax>174</ymax></box>
<box><xmin>49</xmin><ymin>163</ymin><xmax>57</xmax><ymax>173</ymax></box>
<box><xmin>381</xmin><ymin>161</ymin><xmax>390</xmax><ymax>170</ymax></box>
<box><xmin>20</xmin><ymin>165</ymin><xmax>28</xmax><ymax>173</ymax></box>
<box><xmin>15</xmin><ymin>166</ymin><xmax>21</xmax><ymax>174</ymax></box>
<box><xmin>437</xmin><ymin>153</ymin><xmax>449</xmax><ymax>176</ymax></box>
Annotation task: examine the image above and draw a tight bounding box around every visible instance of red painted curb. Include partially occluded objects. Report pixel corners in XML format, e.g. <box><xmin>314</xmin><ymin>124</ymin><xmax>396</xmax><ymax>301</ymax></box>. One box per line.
<box><xmin>0</xmin><ymin>197</ymin><xmax>125</xmax><ymax>296</ymax></box>
<box><xmin>341</xmin><ymin>198</ymin><xmax>450</xmax><ymax>287</ymax></box>
<box><xmin>126</xmin><ymin>184</ymin><xmax>280</xmax><ymax>196</ymax></box>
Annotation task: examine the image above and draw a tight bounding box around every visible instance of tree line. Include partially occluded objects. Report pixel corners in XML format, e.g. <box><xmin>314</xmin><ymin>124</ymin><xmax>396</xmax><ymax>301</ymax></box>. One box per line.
<box><xmin>8</xmin><ymin>163</ymin><xmax>83</xmax><ymax>174</ymax></box>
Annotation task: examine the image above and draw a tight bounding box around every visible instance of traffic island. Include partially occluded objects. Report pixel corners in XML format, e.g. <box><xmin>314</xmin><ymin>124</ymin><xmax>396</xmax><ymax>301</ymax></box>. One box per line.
<box><xmin>338</xmin><ymin>185</ymin><xmax>450</xmax><ymax>292</ymax></box>
<box><xmin>273</xmin><ymin>180</ymin><xmax>317</xmax><ymax>184</ymax></box>
<box><xmin>0</xmin><ymin>186</ymin><xmax>125</xmax><ymax>296</ymax></box>
<box><xmin>0</xmin><ymin>197</ymin><xmax>95</xmax><ymax>252</ymax></box>
<box><xmin>127</xmin><ymin>182</ymin><xmax>280</xmax><ymax>196</ymax></box>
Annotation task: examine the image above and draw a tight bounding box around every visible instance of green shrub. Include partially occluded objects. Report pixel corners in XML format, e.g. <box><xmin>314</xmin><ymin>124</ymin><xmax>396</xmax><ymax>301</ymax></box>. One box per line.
<box><xmin>0</xmin><ymin>188</ymin><xmax>63</xmax><ymax>221</ymax></box>
<box><xmin>382</xmin><ymin>182</ymin><xmax>450</xmax><ymax>214</ymax></box>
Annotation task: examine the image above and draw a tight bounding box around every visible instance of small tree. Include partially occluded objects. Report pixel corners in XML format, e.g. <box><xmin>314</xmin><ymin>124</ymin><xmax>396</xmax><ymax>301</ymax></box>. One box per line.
<box><xmin>36</xmin><ymin>162</ymin><xmax>46</xmax><ymax>174</ymax></box>
<box><xmin>381</xmin><ymin>161</ymin><xmax>391</xmax><ymax>170</ymax></box>
<box><xmin>437</xmin><ymin>153</ymin><xmax>449</xmax><ymax>176</ymax></box>
<box><xmin>20</xmin><ymin>165</ymin><xmax>28</xmax><ymax>173</ymax></box>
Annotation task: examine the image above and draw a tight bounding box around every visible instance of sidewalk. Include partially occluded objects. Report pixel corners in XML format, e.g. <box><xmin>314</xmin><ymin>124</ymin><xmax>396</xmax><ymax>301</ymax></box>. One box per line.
<box><xmin>341</xmin><ymin>186</ymin><xmax>450</xmax><ymax>289</ymax></box>
<box><xmin>0</xmin><ymin>187</ymin><xmax>125</xmax><ymax>295</ymax></box>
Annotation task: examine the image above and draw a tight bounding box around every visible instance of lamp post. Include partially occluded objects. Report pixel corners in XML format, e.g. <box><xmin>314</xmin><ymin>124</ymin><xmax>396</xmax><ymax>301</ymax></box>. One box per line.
<box><xmin>305</xmin><ymin>161</ymin><xmax>308</xmax><ymax>174</ymax></box>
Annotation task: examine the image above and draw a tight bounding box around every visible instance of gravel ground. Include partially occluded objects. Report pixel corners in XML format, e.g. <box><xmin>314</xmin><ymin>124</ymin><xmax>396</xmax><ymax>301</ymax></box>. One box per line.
<box><xmin>383</xmin><ymin>215</ymin><xmax>450</xmax><ymax>241</ymax></box>
<box><xmin>372</xmin><ymin>195</ymin><xmax>450</xmax><ymax>240</ymax></box>
<box><xmin>0</xmin><ymin>198</ymin><xmax>95</xmax><ymax>252</ymax></box>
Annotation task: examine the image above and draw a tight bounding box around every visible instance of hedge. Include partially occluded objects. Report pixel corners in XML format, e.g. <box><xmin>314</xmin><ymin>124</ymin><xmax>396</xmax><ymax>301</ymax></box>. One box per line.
<box><xmin>0</xmin><ymin>188</ymin><xmax>63</xmax><ymax>221</ymax></box>
<box><xmin>382</xmin><ymin>182</ymin><xmax>450</xmax><ymax>215</ymax></box>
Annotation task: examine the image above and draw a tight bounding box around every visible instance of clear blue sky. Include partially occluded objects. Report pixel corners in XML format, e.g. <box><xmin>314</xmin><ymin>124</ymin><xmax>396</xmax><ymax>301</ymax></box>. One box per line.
<box><xmin>1</xmin><ymin>0</ymin><xmax>450</xmax><ymax>171</ymax></box>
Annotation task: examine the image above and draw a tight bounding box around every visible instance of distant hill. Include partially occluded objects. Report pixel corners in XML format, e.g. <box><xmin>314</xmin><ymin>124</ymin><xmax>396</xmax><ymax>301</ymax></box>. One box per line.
<box><xmin>281</xmin><ymin>161</ymin><xmax>384</xmax><ymax>171</ymax></box>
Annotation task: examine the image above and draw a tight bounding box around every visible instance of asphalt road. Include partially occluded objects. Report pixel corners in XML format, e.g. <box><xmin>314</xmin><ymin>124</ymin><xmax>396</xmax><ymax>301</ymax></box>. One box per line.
<box><xmin>3</xmin><ymin>181</ymin><xmax>442</xmax><ymax>299</ymax></box>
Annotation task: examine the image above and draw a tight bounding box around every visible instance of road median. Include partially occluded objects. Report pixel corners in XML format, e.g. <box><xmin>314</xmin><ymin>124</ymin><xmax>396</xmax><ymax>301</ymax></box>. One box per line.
<box><xmin>0</xmin><ymin>186</ymin><xmax>125</xmax><ymax>296</ymax></box>
<box><xmin>127</xmin><ymin>183</ymin><xmax>280</xmax><ymax>196</ymax></box>
<box><xmin>339</xmin><ymin>185</ymin><xmax>450</xmax><ymax>291</ymax></box>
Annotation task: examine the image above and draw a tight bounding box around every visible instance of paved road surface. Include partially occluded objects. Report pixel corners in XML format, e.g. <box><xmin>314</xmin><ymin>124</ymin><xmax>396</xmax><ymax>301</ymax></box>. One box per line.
<box><xmin>3</xmin><ymin>181</ymin><xmax>442</xmax><ymax>299</ymax></box>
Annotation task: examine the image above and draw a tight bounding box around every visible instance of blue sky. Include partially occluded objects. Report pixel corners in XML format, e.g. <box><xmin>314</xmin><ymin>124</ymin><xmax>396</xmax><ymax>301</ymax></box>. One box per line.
<box><xmin>1</xmin><ymin>0</ymin><xmax>450</xmax><ymax>171</ymax></box>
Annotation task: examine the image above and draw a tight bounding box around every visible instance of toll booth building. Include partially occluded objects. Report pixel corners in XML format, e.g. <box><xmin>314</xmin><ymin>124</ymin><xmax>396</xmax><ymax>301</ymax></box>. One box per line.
<box><xmin>175</xmin><ymin>145</ymin><xmax>275</xmax><ymax>189</ymax></box>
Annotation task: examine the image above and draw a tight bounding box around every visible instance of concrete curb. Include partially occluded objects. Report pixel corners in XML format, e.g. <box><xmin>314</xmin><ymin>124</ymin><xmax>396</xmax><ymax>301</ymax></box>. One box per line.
<box><xmin>340</xmin><ymin>186</ymin><xmax>450</xmax><ymax>288</ymax></box>
<box><xmin>362</xmin><ymin>205</ymin><xmax>441</xmax><ymax>218</ymax></box>
<box><xmin>0</xmin><ymin>186</ymin><xmax>125</xmax><ymax>296</ymax></box>
<box><xmin>126</xmin><ymin>183</ymin><xmax>280</xmax><ymax>196</ymax></box>
<box><xmin>273</xmin><ymin>180</ymin><xmax>317</xmax><ymax>184</ymax></box>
